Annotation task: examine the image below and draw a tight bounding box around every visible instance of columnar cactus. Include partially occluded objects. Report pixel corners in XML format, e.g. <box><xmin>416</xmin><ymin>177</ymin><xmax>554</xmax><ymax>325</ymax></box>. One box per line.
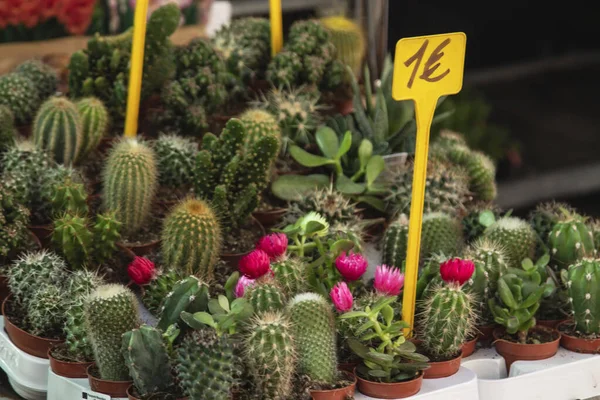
<box><xmin>271</xmin><ymin>258</ymin><xmax>306</xmax><ymax>296</ymax></box>
<box><xmin>419</xmin><ymin>284</ymin><xmax>476</xmax><ymax>357</ymax></box>
<box><xmin>288</xmin><ymin>293</ymin><xmax>337</xmax><ymax>384</ymax></box>
<box><xmin>76</xmin><ymin>97</ymin><xmax>109</xmax><ymax>158</ymax></box>
<box><xmin>103</xmin><ymin>139</ymin><xmax>158</xmax><ymax>235</ymax></box>
<box><xmin>484</xmin><ymin>217</ymin><xmax>536</xmax><ymax>269</ymax></box>
<box><xmin>142</xmin><ymin>270</ymin><xmax>183</xmax><ymax>316</ymax></box>
<box><xmin>0</xmin><ymin>181</ymin><xmax>30</xmax><ymax>260</ymax></box>
<box><xmin>567</xmin><ymin>258</ymin><xmax>600</xmax><ymax>335</ymax></box>
<box><xmin>157</xmin><ymin>276</ymin><xmax>210</xmax><ymax>331</ymax></box>
<box><xmin>0</xmin><ymin>105</ymin><xmax>17</xmax><ymax>153</ymax></box>
<box><xmin>421</xmin><ymin>212</ymin><xmax>464</xmax><ymax>260</ymax></box>
<box><xmin>51</xmin><ymin>175</ymin><xmax>89</xmax><ymax>216</ymax></box>
<box><xmin>162</xmin><ymin>198</ymin><xmax>222</xmax><ymax>279</ymax></box>
<box><xmin>239</xmin><ymin>108</ymin><xmax>281</xmax><ymax>152</ymax></box>
<box><xmin>92</xmin><ymin>211</ymin><xmax>122</xmax><ymax>265</ymax></box>
<box><xmin>33</xmin><ymin>97</ymin><xmax>83</xmax><ymax>165</ymax></box>
<box><xmin>320</xmin><ymin>16</ymin><xmax>365</xmax><ymax>76</ymax></box>
<box><xmin>52</xmin><ymin>213</ymin><xmax>92</xmax><ymax>268</ymax></box>
<box><xmin>382</xmin><ymin>214</ymin><xmax>409</xmax><ymax>269</ymax></box>
<box><xmin>246</xmin><ymin>282</ymin><xmax>286</xmax><ymax>314</ymax></box>
<box><xmin>548</xmin><ymin>215</ymin><xmax>596</xmax><ymax>270</ymax></box>
<box><xmin>15</xmin><ymin>60</ymin><xmax>58</xmax><ymax>99</ymax></box>
<box><xmin>0</xmin><ymin>73</ymin><xmax>41</xmax><ymax>124</ymax></box>
<box><xmin>245</xmin><ymin>312</ymin><xmax>295</xmax><ymax>399</ymax></box>
<box><xmin>153</xmin><ymin>134</ymin><xmax>198</xmax><ymax>187</ymax></box>
<box><xmin>85</xmin><ymin>284</ymin><xmax>140</xmax><ymax>381</ymax></box>
<box><xmin>122</xmin><ymin>325</ymin><xmax>174</xmax><ymax>396</ymax></box>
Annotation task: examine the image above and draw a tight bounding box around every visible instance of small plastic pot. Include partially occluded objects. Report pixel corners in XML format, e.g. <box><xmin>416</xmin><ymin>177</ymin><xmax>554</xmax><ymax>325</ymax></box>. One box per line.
<box><xmin>423</xmin><ymin>351</ymin><xmax>462</xmax><ymax>379</ymax></box>
<box><xmin>462</xmin><ymin>335</ymin><xmax>478</xmax><ymax>358</ymax></box>
<box><xmin>537</xmin><ymin>318</ymin><xmax>568</xmax><ymax>329</ymax></box>
<box><xmin>310</xmin><ymin>371</ymin><xmax>356</xmax><ymax>400</ymax></box>
<box><xmin>338</xmin><ymin>361</ymin><xmax>359</xmax><ymax>373</ymax></box>
<box><xmin>558</xmin><ymin>321</ymin><xmax>600</xmax><ymax>354</ymax></box>
<box><xmin>356</xmin><ymin>370</ymin><xmax>423</xmax><ymax>399</ymax></box>
<box><xmin>493</xmin><ymin>326</ymin><xmax>561</xmax><ymax>372</ymax></box>
<box><xmin>477</xmin><ymin>323</ymin><xmax>496</xmax><ymax>345</ymax></box>
<box><xmin>48</xmin><ymin>346</ymin><xmax>93</xmax><ymax>378</ymax></box>
<box><xmin>252</xmin><ymin>208</ymin><xmax>287</xmax><ymax>228</ymax></box>
<box><xmin>87</xmin><ymin>364</ymin><xmax>133</xmax><ymax>398</ymax></box>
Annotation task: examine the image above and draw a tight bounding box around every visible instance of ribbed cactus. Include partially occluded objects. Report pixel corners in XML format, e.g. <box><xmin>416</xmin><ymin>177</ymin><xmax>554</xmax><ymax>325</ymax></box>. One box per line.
<box><xmin>271</xmin><ymin>258</ymin><xmax>306</xmax><ymax>296</ymax></box>
<box><xmin>465</xmin><ymin>238</ymin><xmax>508</xmax><ymax>288</ymax></box>
<box><xmin>245</xmin><ymin>312</ymin><xmax>295</xmax><ymax>399</ymax></box>
<box><xmin>0</xmin><ymin>105</ymin><xmax>17</xmax><ymax>153</ymax></box>
<box><xmin>320</xmin><ymin>16</ymin><xmax>365</xmax><ymax>76</ymax></box>
<box><xmin>26</xmin><ymin>285</ymin><xmax>69</xmax><ymax>337</ymax></box>
<box><xmin>382</xmin><ymin>214</ymin><xmax>409</xmax><ymax>269</ymax></box>
<box><xmin>157</xmin><ymin>276</ymin><xmax>210</xmax><ymax>331</ymax></box>
<box><xmin>51</xmin><ymin>174</ymin><xmax>88</xmax><ymax>216</ymax></box>
<box><xmin>103</xmin><ymin>139</ymin><xmax>158</xmax><ymax>235</ymax></box>
<box><xmin>421</xmin><ymin>212</ymin><xmax>464</xmax><ymax>260</ymax></box>
<box><xmin>528</xmin><ymin>202</ymin><xmax>575</xmax><ymax>244</ymax></box>
<box><xmin>92</xmin><ymin>211</ymin><xmax>122</xmax><ymax>265</ymax></box>
<box><xmin>122</xmin><ymin>325</ymin><xmax>174</xmax><ymax>396</ymax></box>
<box><xmin>52</xmin><ymin>213</ymin><xmax>92</xmax><ymax>268</ymax></box>
<box><xmin>33</xmin><ymin>97</ymin><xmax>83</xmax><ymax>165</ymax></box>
<box><xmin>239</xmin><ymin>108</ymin><xmax>281</xmax><ymax>152</ymax></box>
<box><xmin>567</xmin><ymin>258</ymin><xmax>600</xmax><ymax>335</ymax></box>
<box><xmin>153</xmin><ymin>133</ymin><xmax>198</xmax><ymax>187</ymax></box>
<box><xmin>76</xmin><ymin>97</ymin><xmax>109</xmax><ymax>158</ymax></box>
<box><xmin>484</xmin><ymin>217</ymin><xmax>536</xmax><ymax>269</ymax></box>
<box><xmin>246</xmin><ymin>282</ymin><xmax>286</xmax><ymax>314</ymax></box>
<box><xmin>445</xmin><ymin>145</ymin><xmax>497</xmax><ymax>202</ymax></box>
<box><xmin>176</xmin><ymin>329</ymin><xmax>240</xmax><ymax>400</ymax></box>
<box><xmin>85</xmin><ymin>284</ymin><xmax>140</xmax><ymax>381</ymax></box>
<box><xmin>162</xmin><ymin>198</ymin><xmax>222</xmax><ymax>280</ymax></box>
<box><xmin>15</xmin><ymin>60</ymin><xmax>58</xmax><ymax>99</ymax></box>
<box><xmin>549</xmin><ymin>216</ymin><xmax>596</xmax><ymax>270</ymax></box>
<box><xmin>419</xmin><ymin>284</ymin><xmax>476</xmax><ymax>357</ymax></box>
<box><xmin>142</xmin><ymin>269</ymin><xmax>183</xmax><ymax>316</ymax></box>
<box><xmin>288</xmin><ymin>293</ymin><xmax>337</xmax><ymax>384</ymax></box>
<box><xmin>0</xmin><ymin>73</ymin><xmax>41</xmax><ymax>124</ymax></box>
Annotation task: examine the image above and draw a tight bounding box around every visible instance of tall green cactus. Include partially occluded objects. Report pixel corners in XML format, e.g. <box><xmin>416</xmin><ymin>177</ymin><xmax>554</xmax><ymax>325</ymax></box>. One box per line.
<box><xmin>245</xmin><ymin>312</ymin><xmax>295</xmax><ymax>399</ymax></box>
<box><xmin>92</xmin><ymin>211</ymin><xmax>122</xmax><ymax>265</ymax></box>
<box><xmin>85</xmin><ymin>284</ymin><xmax>140</xmax><ymax>381</ymax></box>
<box><xmin>288</xmin><ymin>293</ymin><xmax>337</xmax><ymax>384</ymax></box>
<box><xmin>320</xmin><ymin>16</ymin><xmax>365</xmax><ymax>76</ymax></box>
<box><xmin>76</xmin><ymin>97</ymin><xmax>109</xmax><ymax>158</ymax></box>
<box><xmin>246</xmin><ymin>282</ymin><xmax>286</xmax><ymax>314</ymax></box>
<box><xmin>122</xmin><ymin>325</ymin><xmax>174</xmax><ymax>396</ymax></box>
<box><xmin>419</xmin><ymin>284</ymin><xmax>476</xmax><ymax>357</ymax></box>
<box><xmin>52</xmin><ymin>213</ymin><xmax>92</xmax><ymax>268</ymax></box>
<box><xmin>549</xmin><ymin>215</ymin><xmax>596</xmax><ymax>270</ymax></box>
<box><xmin>271</xmin><ymin>258</ymin><xmax>306</xmax><ymax>296</ymax></box>
<box><xmin>382</xmin><ymin>214</ymin><xmax>409</xmax><ymax>269</ymax></box>
<box><xmin>567</xmin><ymin>258</ymin><xmax>600</xmax><ymax>335</ymax></box>
<box><xmin>157</xmin><ymin>276</ymin><xmax>210</xmax><ymax>331</ymax></box>
<box><xmin>162</xmin><ymin>198</ymin><xmax>222</xmax><ymax>280</ymax></box>
<box><xmin>50</xmin><ymin>174</ymin><xmax>89</xmax><ymax>216</ymax></box>
<box><xmin>484</xmin><ymin>217</ymin><xmax>536</xmax><ymax>269</ymax></box>
<box><xmin>103</xmin><ymin>139</ymin><xmax>158</xmax><ymax>235</ymax></box>
<box><xmin>33</xmin><ymin>97</ymin><xmax>83</xmax><ymax>165</ymax></box>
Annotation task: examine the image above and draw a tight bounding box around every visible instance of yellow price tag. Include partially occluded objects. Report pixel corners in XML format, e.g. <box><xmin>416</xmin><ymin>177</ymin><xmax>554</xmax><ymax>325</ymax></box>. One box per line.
<box><xmin>393</xmin><ymin>33</ymin><xmax>466</xmax><ymax>336</ymax></box>
<box><xmin>269</xmin><ymin>0</ymin><xmax>283</xmax><ymax>56</ymax></box>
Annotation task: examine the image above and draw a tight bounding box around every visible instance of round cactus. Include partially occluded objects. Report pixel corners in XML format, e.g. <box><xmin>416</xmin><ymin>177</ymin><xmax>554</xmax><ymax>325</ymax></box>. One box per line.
<box><xmin>246</xmin><ymin>282</ymin><xmax>286</xmax><ymax>314</ymax></box>
<box><xmin>436</xmin><ymin>130</ymin><xmax>468</xmax><ymax>149</ymax></box>
<box><xmin>162</xmin><ymin>198</ymin><xmax>222</xmax><ymax>280</ymax></box>
<box><xmin>288</xmin><ymin>293</ymin><xmax>337</xmax><ymax>384</ymax></box>
<box><xmin>283</xmin><ymin>186</ymin><xmax>357</xmax><ymax>227</ymax></box>
<box><xmin>465</xmin><ymin>238</ymin><xmax>508</xmax><ymax>284</ymax></box>
<box><xmin>464</xmin><ymin>151</ymin><xmax>497</xmax><ymax>202</ymax></box>
<box><xmin>462</xmin><ymin>203</ymin><xmax>501</xmax><ymax>244</ymax></box>
<box><xmin>103</xmin><ymin>139</ymin><xmax>158</xmax><ymax>235</ymax></box>
<box><xmin>528</xmin><ymin>202</ymin><xmax>575</xmax><ymax>244</ymax></box>
<box><xmin>0</xmin><ymin>105</ymin><xmax>17</xmax><ymax>153</ymax></box>
<box><xmin>421</xmin><ymin>212</ymin><xmax>464</xmax><ymax>260</ymax></box>
<box><xmin>271</xmin><ymin>257</ymin><xmax>306</xmax><ymax>296</ymax></box>
<box><xmin>245</xmin><ymin>312</ymin><xmax>295</xmax><ymax>399</ymax></box>
<box><xmin>15</xmin><ymin>60</ymin><xmax>58</xmax><ymax>99</ymax></box>
<box><xmin>26</xmin><ymin>285</ymin><xmax>69</xmax><ymax>337</ymax></box>
<box><xmin>320</xmin><ymin>16</ymin><xmax>365</xmax><ymax>76</ymax></box>
<box><xmin>549</xmin><ymin>216</ymin><xmax>596</xmax><ymax>269</ymax></box>
<box><xmin>239</xmin><ymin>108</ymin><xmax>281</xmax><ymax>152</ymax></box>
<box><xmin>76</xmin><ymin>97</ymin><xmax>109</xmax><ymax>158</ymax></box>
<box><xmin>153</xmin><ymin>133</ymin><xmax>198</xmax><ymax>187</ymax></box>
<box><xmin>33</xmin><ymin>97</ymin><xmax>83</xmax><ymax>165</ymax></box>
<box><xmin>382</xmin><ymin>214</ymin><xmax>409</xmax><ymax>269</ymax></box>
<box><xmin>0</xmin><ymin>73</ymin><xmax>41</xmax><ymax>124</ymax></box>
<box><xmin>85</xmin><ymin>284</ymin><xmax>140</xmax><ymax>381</ymax></box>
<box><xmin>567</xmin><ymin>258</ymin><xmax>600</xmax><ymax>335</ymax></box>
<box><xmin>484</xmin><ymin>217</ymin><xmax>536</xmax><ymax>269</ymax></box>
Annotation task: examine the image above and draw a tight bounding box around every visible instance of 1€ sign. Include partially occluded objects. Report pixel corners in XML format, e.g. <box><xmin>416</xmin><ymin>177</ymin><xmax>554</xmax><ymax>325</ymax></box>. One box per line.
<box><xmin>392</xmin><ymin>33</ymin><xmax>466</xmax><ymax>336</ymax></box>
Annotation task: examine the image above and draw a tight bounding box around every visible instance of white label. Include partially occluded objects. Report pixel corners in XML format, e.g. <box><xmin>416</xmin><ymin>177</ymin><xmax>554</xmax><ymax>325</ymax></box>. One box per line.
<box><xmin>383</xmin><ymin>152</ymin><xmax>408</xmax><ymax>169</ymax></box>
<box><xmin>81</xmin><ymin>390</ymin><xmax>111</xmax><ymax>400</ymax></box>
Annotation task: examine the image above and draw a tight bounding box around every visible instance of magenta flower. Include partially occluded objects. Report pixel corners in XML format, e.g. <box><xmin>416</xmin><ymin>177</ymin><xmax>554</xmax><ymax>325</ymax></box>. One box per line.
<box><xmin>234</xmin><ymin>275</ymin><xmax>256</xmax><ymax>298</ymax></box>
<box><xmin>335</xmin><ymin>251</ymin><xmax>368</xmax><ymax>281</ymax></box>
<box><xmin>239</xmin><ymin>249</ymin><xmax>271</xmax><ymax>279</ymax></box>
<box><xmin>127</xmin><ymin>256</ymin><xmax>156</xmax><ymax>285</ymax></box>
<box><xmin>330</xmin><ymin>282</ymin><xmax>353</xmax><ymax>312</ymax></box>
<box><xmin>256</xmin><ymin>233</ymin><xmax>288</xmax><ymax>261</ymax></box>
<box><xmin>374</xmin><ymin>265</ymin><xmax>404</xmax><ymax>296</ymax></box>
<box><xmin>440</xmin><ymin>258</ymin><xmax>475</xmax><ymax>286</ymax></box>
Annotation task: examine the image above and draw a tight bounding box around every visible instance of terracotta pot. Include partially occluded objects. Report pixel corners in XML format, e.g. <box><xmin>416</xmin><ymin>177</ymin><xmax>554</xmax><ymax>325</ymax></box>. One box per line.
<box><xmin>423</xmin><ymin>351</ymin><xmax>462</xmax><ymax>379</ymax></box>
<box><xmin>252</xmin><ymin>208</ymin><xmax>287</xmax><ymax>227</ymax></box>
<box><xmin>477</xmin><ymin>323</ymin><xmax>496</xmax><ymax>345</ymax></box>
<box><xmin>558</xmin><ymin>321</ymin><xmax>600</xmax><ymax>354</ymax></box>
<box><xmin>310</xmin><ymin>371</ymin><xmax>356</xmax><ymax>400</ymax></box>
<box><xmin>333</xmin><ymin>99</ymin><xmax>353</xmax><ymax>116</ymax></box>
<box><xmin>126</xmin><ymin>384</ymin><xmax>188</xmax><ymax>400</ymax></box>
<box><xmin>338</xmin><ymin>361</ymin><xmax>359</xmax><ymax>373</ymax></box>
<box><xmin>221</xmin><ymin>218</ymin><xmax>265</xmax><ymax>268</ymax></box>
<box><xmin>87</xmin><ymin>364</ymin><xmax>133</xmax><ymax>398</ymax></box>
<box><xmin>537</xmin><ymin>319</ymin><xmax>567</xmax><ymax>329</ymax></box>
<box><xmin>48</xmin><ymin>346</ymin><xmax>93</xmax><ymax>378</ymax></box>
<box><xmin>28</xmin><ymin>224</ymin><xmax>53</xmax><ymax>247</ymax></box>
<box><xmin>2</xmin><ymin>296</ymin><xmax>64</xmax><ymax>358</ymax></box>
<box><xmin>493</xmin><ymin>326</ymin><xmax>561</xmax><ymax>372</ymax></box>
<box><xmin>117</xmin><ymin>238</ymin><xmax>161</xmax><ymax>257</ymax></box>
<box><xmin>461</xmin><ymin>335</ymin><xmax>478</xmax><ymax>358</ymax></box>
<box><xmin>356</xmin><ymin>370</ymin><xmax>423</xmax><ymax>399</ymax></box>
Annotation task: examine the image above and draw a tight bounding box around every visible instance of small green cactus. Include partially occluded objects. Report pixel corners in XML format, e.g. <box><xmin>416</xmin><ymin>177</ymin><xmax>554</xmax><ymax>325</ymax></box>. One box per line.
<box><xmin>122</xmin><ymin>325</ymin><xmax>174</xmax><ymax>396</ymax></box>
<box><xmin>288</xmin><ymin>293</ymin><xmax>337</xmax><ymax>384</ymax></box>
<box><xmin>157</xmin><ymin>276</ymin><xmax>210</xmax><ymax>331</ymax></box>
<box><xmin>103</xmin><ymin>139</ymin><xmax>158</xmax><ymax>235</ymax></box>
<box><xmin>246</xmin><ymin>282</ymin><xmax>286</xmax><ymax>314</ymax></box>
<box><xmin>50</xmin><ymin>174</ymin><xmax>89</xmax><ymax>216</ymax></box>
<box><xmin>245</xmin><ymin>312</ymin><xmax>295</xmax><ymax>399</ymax></box>
<box><xmin>283</xmin><ymin>186</ymin><xmax>358</xmax><ymax>227</ymax></box>
<box><xmin>0</xmin><ymin>73</ymin><xmax>41</xmax><ymax>124</ymax></box>
<box><xmin>91</xmin><ymin>211</ymin><xmax>122</xmax><ymax>265</ymax></box>
<box><xmin>239</xmin><ymin>108</ymin><xmax>281</xmax><ymax>152</ymax></box>
<box><xmin>76</xmin><ymin>97</ymin><xmax>109</xmax><ymax>158</ymax></box>
<box><xmin>320</xmin><ymin>16</ymin><xmax>365</xmax><ymax>76</ymax></box>
<box><xmin>382</xmin><ymin>214</ymin><xmax>409</xmax><ymax>269</ymax></box>
<box><xmin>26</xmin><ymin>285</ymin><xmax>70</xmax><ymax>337</ymax></box>
<box><xmin>462</xmin><ymin>203</ymin><xmax>500</xmax><ymax>244</ymax></box>
<box><xmin>0</xmin><ymin>181</ymin><xmax>30</xmax><ymax>261</ymax></box>
<box><xmin>52</xmin><ymin>213</ymin><xmax>92</xmax><ymax>268</ymax></box>
<box><xmin>549</xmin><ymin>215</ymin><xmax>596</xmax><ymax>270</ymax></box>
<box><xmin>142</xmin><ymin>269</ymin><xmax>183</xmax><ymax>316</ymax></box>
<box><xmin>421</xmin><ymin>212</ymin><xmax>464</xmax><ymax>261</ymax></box>
<box><xmin>465</xmin><ymin>238</ymin><xmax>508</xmax><ymax>288</ymax></box>
<box><xmin>153</xmin><ymin>133</ymin><xmax>198</xmax><ymax>187</ymax></box>
<box><xmin>271</xmin><ymin>257</ymin><xmax>306</xmax><ymax>296</ymax></box>
<box><xmin>528</xmin><ymin>202</ymin><xmax>575</xmax><ymax>244</ymax></box>
<box><xmin>0</xmin><ymin>105</ymin><xmax>17</xmax><ymax>153</ymax></box>
<box><xmin>484</xmin><ymin>217</ymin><xmax>536</xmax><ymax>269</ymax></box>
<box><xmin>85</xmin><ymin>284</ymin><xmax>140</xmax><ymax>381</ymax></box>
<box><xmin>162</xmin><ymin>198</ymin><xmax>222</xmax><ymax>280</ymax></box>
<box><xmin>445</xmin><ymin>145</ymin><xmax>497</xmax><ymax>202</ymax></box>
<box><xmin>566</xmin><ymin>258</ymin><xmax>600</xmax><ymax>335</ymax></box>
<box><xmin>33</xmin><ymin>97</ymin><xmax>83</xmax><ymax>165</ymax></box>
<box><xmin>15</xmin><ymin>60</ymin><xmax>58</xmax><ymax>99</ymax></box>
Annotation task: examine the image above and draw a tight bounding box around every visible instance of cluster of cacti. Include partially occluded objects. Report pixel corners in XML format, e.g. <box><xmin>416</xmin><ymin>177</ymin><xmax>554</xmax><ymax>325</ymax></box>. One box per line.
<box><xmin>0</xmin><ymin>181</ymin><xmax>30</xmax><ymax>260</ymax></box>
<box><xmin>0</xmin><ymin>105</ymin><xmax>17</xmax><ymax>153</ymax></box>
<box><xmin>246</xmin><ymin>282</ymin><xmax>286</xmax><ymax>314</ymax></box>
<box><xmin>548</xmin><ymin>213</ymin><xmax>596</xmax><ymax>270</ymax></box>
<box><xmin>85</xmin><ymin>284</ymin><xmax>140</xmax><ymax>381</ymax></box>
<box><xmin>283</xmin><ymin>186</ymin><xmax>358</xmax><ymax>227</ymax></box>
<box><xmin>267</xmin><ymin>20</ymin><xmax>346</xmax><ymax>92</ymax></box>
<box><xmin>320</xmin><ymin>16</ymin><xmax>366</xmax><ymax>76</ymax></box>
<box><xmin>566</xmin><ymin>258</ymin><xmax>600</xmax><ymax>335</ymax></box>
<box><xmin>239</xmin><ymin>108</ymin><xmax>282</xmax><ymax>152</ymax></box>
<box><xmin>529</xmin><ymin>202</ymin><xmax>575</xmax><ymax>244</ymax></box>
<box><xmin>153</xmin><ymin>134</ymin><xmax>198</xmax><ymax>187</ymax></box>
<box><xmin>462</xmin><ymin>202</ymin><xmax>500</xmax><ymax>243</ymax></box>
<box><xmin>157</xmin><ymin>276</ymin><xmax>210</xmax><ymax>331</ymax></box>
<box><xmin>212</xmin><ymin>17</ymin><xmax>271</xmax><ymax>83</ymax></box>
<box><xmin>271</xmin><ymin>257</ymin><xmax>306</xmax><ymax>296</ymax></box>
<box><xmin>76</xmin><ymin>97</ymin><xmax>109</xmax><ymax>159</ymax></box>
<box><xmin>0</xmin><ymin>73</ymin><xmax>41</xmax><ymax>124</ymax></box>
<box><xmin>68</xmin><ymin>4</ymin><xmax>180</xmax><ymax>119</ymax></box>
<box><xmin>103</xmin><ymin>139</ymin><xmax>158</xmax><ymax>235</ymax></box>
<box><xmin>382</xmin><ymin>214</ymin><xmax>409</xmax><ymax>269</ymax></box>
<box><xmin>161</xmin><ymin>198</ymin><xmax>222</xmax><ymax>280</ymax></box>
<box><xmin>142</xmin><ymin>269</ymin><xmax>184</xmax><ymax>316</ymax></box>
<box><xmin>192</xmin><ymin>119</ymin><xmax>279</xmax><ymax>232</ymax></box>
<box><xmin>421</xmin><ymin>212</ymin><xmax>464</xmax><ymax>261</ymax></box>
<box><xmin>14</xmin><ymin>60</ymin><xmax>58</xmax><ymax>99</ymax></box>
<box><xmin>484</xmin><ymin>216</ymin><xmax>536</xmax><ymax>269</ymax></box>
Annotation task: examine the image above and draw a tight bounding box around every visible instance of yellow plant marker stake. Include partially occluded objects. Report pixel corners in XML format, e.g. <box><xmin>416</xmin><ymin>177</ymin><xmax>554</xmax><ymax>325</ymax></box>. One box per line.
<box><xmin>124</xmin><ymin>0</ymin><xmax>150</xmax><ymax>138</ymax></box>
<box><xmin>393</xmin><ymin>33</ymin><xmax>467</xmax><ymax>336</ymax></box>
<box><xmin>269</xmin><ymin>0</ymin><xmax>283</xmax><ymax>56</ymax></box>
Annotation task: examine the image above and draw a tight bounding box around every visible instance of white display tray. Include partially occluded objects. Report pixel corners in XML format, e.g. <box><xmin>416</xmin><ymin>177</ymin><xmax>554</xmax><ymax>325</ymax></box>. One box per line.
<box><xmin>47</xmin><ymin>369</ymin><xmax>121</xmax><ymax>400</ymax></box>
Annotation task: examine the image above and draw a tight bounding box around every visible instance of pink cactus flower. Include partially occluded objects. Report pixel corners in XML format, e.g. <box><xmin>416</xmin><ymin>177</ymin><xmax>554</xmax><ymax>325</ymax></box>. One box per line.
<box><xmin>256</xmin><ymin>233</ymin><xmax>288</xmax><ymax>261</ymax></box>
<box><xmin>239</xmin><ymin>249</ymin><xmax>271</xmax><ymax>279</ymax></box>
<box><xmin>374</xmin><ymin>265</ymin><xmax>404</xmax><ymax>296</ymax></box>
<box><xmin>440</xmin><ymin>258</ymin><xmax>475</xmax><ymax>286</ymax></box>
<box><xmin>330</xmin><ymin>282</ymin><xmax>353</xmax><ymax>312</ymax></box>
<box><xmin>335</xmin><ymin>251</ymin><xmax>368</xmax><ymax>281</ymax></box>
<box><xmin>127</xmin><ymin>256</ymin><xmax>156</xmax><ymax>285</ymax></box>
<box><xmin>234</xmin><ymin>275</ymin><xmax>256</xmax><ymax>298</ymax></box>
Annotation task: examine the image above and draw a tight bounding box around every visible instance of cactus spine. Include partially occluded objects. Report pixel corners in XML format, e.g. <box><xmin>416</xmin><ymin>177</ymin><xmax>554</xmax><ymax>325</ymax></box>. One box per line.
<box><xmin>484</xmin><ymin>217</ymin><xmax>536</xmax><ymax>269</ymax></box>
<box><xmin>320</xmin><ymin>16</ymin><xmax>365</xmax><ymax>76</ymax></box>
<box><xmin>245</xmin><ymin>312</ymin><xmax>295</xmax><ymax>399</ymax></box>
<box><xmin>33</xmin><ymin>97</ymin><xmax>83</xmax><ymax>165</ymax></box>
<box><xmin>382</xmin><ymin>214</ymin><xmax>409</xmax><ymax>269</ymax></box>
<box><xmin>162</xmin><ymin>198</ymin><xmax>222</xmax><ymax>280</ymax></box>
<box><xmin>288</xmin><ymin>293</ymin><xmax>337</xmax><ymax>384</ymax></box>
<box><xmin>271</xmin><ymin>258</ymin><xmax>306</xmax><ymax>296</ymax></box>
<box><xmin>549</xmin><ymin>216</ymin><xmax>596</xmax><ymax>270</ymax></box>
<box><xmin>567</xmin><ymin>259</ymin><xmax>600</xmax><ymax>335</ymax></box>
<box><xmin>103</xmin><ymin>139</ymin><xmax>158</xmax><ymax>235</ymax></box>
<box><xmin>246</xmin><ymin>282</ymin><xmax>286</xmax><ymax>314</ymax></box>
<box><xmin>85</xmin><ymin>284</ymin><xmax>140</xmax><ymax>381</ymax></box>
<box><xmin>76</xmin><ymin>97</ymin><xmax>109</xmax><ymax>158</ymax></box>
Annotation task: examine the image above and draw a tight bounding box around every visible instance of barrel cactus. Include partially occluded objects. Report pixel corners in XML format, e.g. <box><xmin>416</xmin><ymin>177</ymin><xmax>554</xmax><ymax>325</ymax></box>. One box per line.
<box><xmin>0</xmin><ymin>181</ymin><xmax>30</xmax><ymax>261</ymax></box>
<box><xmin>421</xmin><ymin>212</ymin><xmax>464</xmax><ymax>260</ymax></box>
<box><xmin>382</xmin><ymin>214</ymin><xmax>409</xmax><ymax>269</ymax></box>
<box><xmin>548</xmin><ymin>215</ymin><xmax>596</xmax><ymax>270</ymax></box>
<box><xmin>320</xmin><ymin>16</ymin><xmax>365</xmax><ymax>76</ymax></box>
<box><xmin>0</xmin><ymin>73</ymin><xmax>40</xmax><ymax>124</ymax></box>
<box><xmin>91</xmin><ymin>211</ymin><xmax>122</xmax><ymax>265</ymax></box>
<box><xmin>566</xmin><ymin>258</ymin><xmax>600</xmax><ymax>335</ymax></box>
<box><xmin>76</xmin><ymin>97</ymin><xmax>109</xmax><ymax>158</ymax></box>
<box><xmin>26</xmin><ymin>285</ymin><xmax>70</xmax><ymax>337</ymax></box>
<box><xmin>484</xmin><ymin>217</ymin><xmax>536</xmax><ymax>269</ymax></box>
<box><xmin>246</xmin><ymin>282</ymin><xmax>286</xmax><ymax>314</ymax></box>
<box><xmin>283</xmin><ymin>186</ymin><xmax>358</xmax><ymax>227</ymax></box>
<box><xmin>15</xmin><ymin>59</ymin><xmax>58</xmax><ymax>99</ymax></box>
